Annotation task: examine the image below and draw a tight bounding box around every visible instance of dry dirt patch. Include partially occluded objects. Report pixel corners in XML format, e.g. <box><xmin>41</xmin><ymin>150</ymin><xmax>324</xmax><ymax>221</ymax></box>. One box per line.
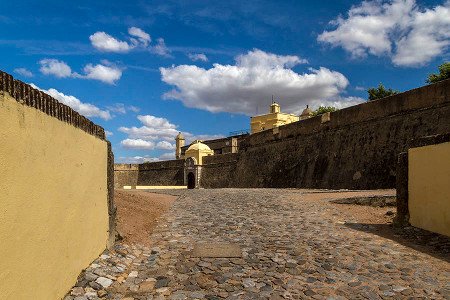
<box><xmin>114</xmin><ymin>190</ymin><xmax>176</xmax><ymax>245</ymax></box>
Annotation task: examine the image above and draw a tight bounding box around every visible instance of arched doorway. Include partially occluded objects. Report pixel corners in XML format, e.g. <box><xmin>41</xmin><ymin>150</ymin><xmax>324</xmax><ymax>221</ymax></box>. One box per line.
<box><xmin>187</xmin><ymin>172</ymin><xmax>195</xmax><ymax>189</ymax></box>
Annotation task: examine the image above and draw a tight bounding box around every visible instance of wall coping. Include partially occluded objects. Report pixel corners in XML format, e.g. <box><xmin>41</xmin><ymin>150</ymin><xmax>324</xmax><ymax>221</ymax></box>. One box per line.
<box><xmin>0</xmin><ymin>70</ymin><xmax>106</xmax><ymax>140</ymax></box>
<box><xmin>244</xmin><ymin>78</ymin><xmax>450</xmax><ymax>148</ymax></box>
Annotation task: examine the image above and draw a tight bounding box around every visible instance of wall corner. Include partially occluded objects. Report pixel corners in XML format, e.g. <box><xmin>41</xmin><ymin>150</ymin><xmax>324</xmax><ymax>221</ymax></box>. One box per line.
<box><xmin>394</xmin><ymin>151</ymin><xmax>409</xmax><ymax>227</ymax></box>
<box><xmin>107</xmin><ymin>141</ymin><xmax>117</xmax><ymax>249</ymax></box>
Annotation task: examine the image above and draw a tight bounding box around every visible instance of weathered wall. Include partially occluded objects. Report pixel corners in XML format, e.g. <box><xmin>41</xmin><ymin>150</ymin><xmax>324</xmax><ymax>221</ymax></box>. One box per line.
<box><xmin>201</xmin><ymin>153</ymin><xmax>240</xmax><ymax>187</ymax></box>
<box><xmin>0</xmin><ymin>71</ymin><xmax>114</xmax><ymax>300</ymax></box>
<box><xmin>114</xmin><ymin>159</ymin><xmax>185</xmax><ymax>188</ymax></box>
<box><xmin>201</xmin><ymin>79</ymin><xmax>450</xmax><ymax>189</ymax></box>
<box><xmin>408</xmin><ymin>139</ymin><xmax>450</xmax><ymax>237</ymax></box>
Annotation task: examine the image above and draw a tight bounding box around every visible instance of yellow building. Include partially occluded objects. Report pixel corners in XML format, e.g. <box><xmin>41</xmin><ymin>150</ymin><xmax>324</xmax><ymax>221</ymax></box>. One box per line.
<box><xmin>250</xmin><ymin>102</ymin><xmax>299</xmax><ymax>134</ymax></box>
<box><xmin>185</xmin><ymin>140</ymin><xmax>214</xmax><ymax>165</ymax></box>
<box><xmin>175</xmin><ymin>132</ymin><xmax>185</xmax><ymax>159</ymax></box>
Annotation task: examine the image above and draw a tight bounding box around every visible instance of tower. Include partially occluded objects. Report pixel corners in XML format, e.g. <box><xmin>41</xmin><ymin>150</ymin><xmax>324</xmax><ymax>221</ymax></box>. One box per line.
<box><xmin>270</xmin><ymin>102</ymin><xmax>281</xmax><ymax>113</ymax></box>
<box><xmin>175</xmin><ymin>132</ymin><xmax>185</xmax><ymax>159</ymax></box>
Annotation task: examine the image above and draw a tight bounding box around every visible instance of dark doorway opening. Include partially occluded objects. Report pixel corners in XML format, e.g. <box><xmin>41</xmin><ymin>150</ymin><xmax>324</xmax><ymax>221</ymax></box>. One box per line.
<box><xmin>187</xmin><ymin>172</ymin><xmax>195</xmax><ymax>189</ymax></box>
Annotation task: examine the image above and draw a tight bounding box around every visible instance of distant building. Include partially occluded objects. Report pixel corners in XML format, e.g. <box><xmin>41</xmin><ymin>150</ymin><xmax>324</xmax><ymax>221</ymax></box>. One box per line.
<box><xmin>250</xmin><ymin>102</ymin><xmax>299</xmax><ymax>134</ymax></box>
<box><xmin>299</xmin><ymin>105</ymin><xmax>313</xmax><ymax>120</ymax></box>
<box><xmin>175</xmin><ymin>132</ymin><xmax>185</xmax><ymax>159</ymax></box>
<box><xmin>178</xmin><ymin>134</ymin><xmax>248</xmax><ymax>159</ymax></box>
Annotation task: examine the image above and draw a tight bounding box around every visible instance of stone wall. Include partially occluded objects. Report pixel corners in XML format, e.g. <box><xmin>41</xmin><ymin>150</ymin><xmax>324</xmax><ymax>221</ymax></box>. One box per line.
<box><xmin>201</xmin><ymin>79</ymin><xmax>450</xmax><ymax>189</ymax></box>
<box><xmin>114</xmin><ymin>159</ymin><xmax>185</xmax><ymax>188</ymax></box>
<box><xmin>0</xmin><ymin>70</ymin><xmax>115</xmax><ymax>300</ymax></box>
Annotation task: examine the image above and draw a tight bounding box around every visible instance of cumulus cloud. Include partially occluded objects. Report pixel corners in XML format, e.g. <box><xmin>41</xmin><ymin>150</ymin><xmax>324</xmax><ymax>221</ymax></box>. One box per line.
<box><xmin>116</xmin><ymin>155</ymin><xmax>161</xmax><ymax>164</ymax></box>
<box><xmin>118</xmin><ymin>114</ymin><xmax>224</xmax><ymax>154</ymax></box>
<box><xmin>105</xmin><ymin>130</ymin><xmax>113</xmax><ymax>137</ymax></box>
<box><xmin>121</xmin><ymin>138</ymin><xmax>155</xmax><ymax>150</ymax></box>
<box><xmin>119</xmin><ymin>115</ymin><xmax>179</xmax><ymax>142</ymax></box>
<box><xmin>156</xmin><ymin>141</ymin><xmax>175</xmax><ymax>150</ymax></box>
<box><xmin>318</xmin><ymin>0</ymin><xmax>450</xmax><ymax>66</ymax></box>
<box><xmin>160</xmin><ymin>49</ymin><xmax>357</xmax><ymax>115</ymax></box>
<box><xmin>81</xmin><ymin>63</ymin><xmax>122</xmax><ymax>84</ymax></box>
<box><xmin>14</xmin><ymin>68</ymin><xmax>33</xmax><ymax>77</ymax></box>
<box><xmin>89</xmin><ymin>27</ymin><xmax>169</xmax><ymax>56</ymax></box>
<box><xmin>39</xmin><ymin>58</ymin><xmax>122</xmax><ymax>85</ymax></box>
<box><xmin>151</xmin><ymin>38</ymin><xmax>171</xmax><ymax>56</ymax></box>
<box><xmin>188</xmin><ymin>53</ymin><xmax>208</xmax><ymax>62</ymax></box>
<box><xmin>128</xmin><ymin>27</ymin><xmax>151</xmax><ymax>46</ymax></box>
<box><xmin>39</xmin><ymin>59</ymin><xmax>72</xmax><ymax>78</ymax></box>
<box><xmin>107</xmin><ymin>103</ymin><xmax>140</xmax><ymax>115</ymax></box>
<box><xmin>30</xmin><ymin>84</ymin><xmax>111</xmax><ymax>120</ymax></box>
<box><xmin>89</xmin><ymin>31</ymin><xmax>132</xmax><ymax>52</ymax></box>
<box><xmin>159</xmin><ymin>152</ymin><xmax>175</xmax><ymax>160</ymax></box>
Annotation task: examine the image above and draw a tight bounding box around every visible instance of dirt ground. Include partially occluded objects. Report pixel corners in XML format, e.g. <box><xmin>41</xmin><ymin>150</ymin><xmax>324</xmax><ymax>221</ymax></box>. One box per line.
<box><xmin>301</xmin><ymin>190</ymin><xmax>396</xmax><ymax>224</ymax></box>
<box><xmin>114</xmin><ymin>190</ymin><xmax>176</xmax><ymax>245</ymax></box>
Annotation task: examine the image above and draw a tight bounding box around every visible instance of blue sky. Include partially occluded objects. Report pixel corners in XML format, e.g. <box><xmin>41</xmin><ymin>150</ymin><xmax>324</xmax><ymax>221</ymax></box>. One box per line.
<box><xmin>1</xmin><ymin>0</ymin><xmax>449</xmax><ymax>162</ymax></box>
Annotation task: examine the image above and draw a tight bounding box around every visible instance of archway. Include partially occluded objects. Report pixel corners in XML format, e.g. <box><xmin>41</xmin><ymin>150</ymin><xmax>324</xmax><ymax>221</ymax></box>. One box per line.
<box><xmin>187</xmin><ymin>172</ymin><xmax>196</xmax><ymax>189</ymax></box>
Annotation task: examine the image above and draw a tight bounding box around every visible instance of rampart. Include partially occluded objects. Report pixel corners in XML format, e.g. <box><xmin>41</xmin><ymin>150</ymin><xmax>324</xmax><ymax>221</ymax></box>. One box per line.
<box><xmin>114</xmin><ymin>159</ymin><xmax>185</xmax><ymax>188</ymax></box>
<box><xmin>201</xmin><ymin>79</ymin><xmax>450</xmax><ymax>189</ymax></box>
<box><xmin>0</xmin><ymin>71</ymin><xmax>115</xmax><ymax>300</ymax></box>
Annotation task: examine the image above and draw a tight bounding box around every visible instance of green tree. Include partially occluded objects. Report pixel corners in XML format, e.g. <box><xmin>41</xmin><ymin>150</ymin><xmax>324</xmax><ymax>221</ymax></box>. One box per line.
<box><xmin>312</xmin><ymin>106</ymin><xmax>337</xmax><ymax>116</ymax></box>
<box><xmin>367</xmin><ymin>84</ymin><xmax>399</xmax><ymax>101</ymax></box>
<box><xmin>426</xmin><ymin>62</ymin><xmax>450</xmax><ymax>84</ymax></box>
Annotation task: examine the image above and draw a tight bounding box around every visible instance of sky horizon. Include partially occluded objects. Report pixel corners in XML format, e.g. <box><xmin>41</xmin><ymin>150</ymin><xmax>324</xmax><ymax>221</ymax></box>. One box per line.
<box><xmin>1</xmin><ymin>0</ymin><xmax>449</xmax><ymax>163</ymax></box>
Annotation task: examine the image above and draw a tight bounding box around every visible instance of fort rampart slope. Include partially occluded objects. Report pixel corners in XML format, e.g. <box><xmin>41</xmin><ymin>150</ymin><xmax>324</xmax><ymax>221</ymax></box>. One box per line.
<box><xmin>201</xmin><ymin>79</ymin><xmax>450</xmax><ymax>189</ymax></box>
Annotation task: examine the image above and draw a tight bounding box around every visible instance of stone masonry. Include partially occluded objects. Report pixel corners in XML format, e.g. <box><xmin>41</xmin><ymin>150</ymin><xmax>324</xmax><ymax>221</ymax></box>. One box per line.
<box><xmin>66</xmin><ymin>189</ymin><xmax>449</xmax><ymax>300</ymax></box>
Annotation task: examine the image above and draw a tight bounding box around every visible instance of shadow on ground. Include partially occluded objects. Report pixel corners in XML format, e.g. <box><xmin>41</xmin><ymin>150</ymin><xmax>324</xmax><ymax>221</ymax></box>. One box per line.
<box><xmin>344</xmin><ymin>222</ymin><xmax>450</xmax><ymax>263</ymax></box>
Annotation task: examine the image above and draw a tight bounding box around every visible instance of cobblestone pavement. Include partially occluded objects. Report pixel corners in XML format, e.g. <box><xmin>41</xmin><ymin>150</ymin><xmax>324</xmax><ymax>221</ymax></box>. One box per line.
<box><xmin>67</xmin><ymin>189</ymin><xmax>450</xmax><ymax>300</ymax></box>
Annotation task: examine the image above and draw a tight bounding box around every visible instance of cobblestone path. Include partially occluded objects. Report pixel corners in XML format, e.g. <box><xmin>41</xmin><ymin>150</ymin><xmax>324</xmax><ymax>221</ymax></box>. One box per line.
<box><xmin>68</xmin><ymin>189</ymin><xmax>450</xmax><ymax>300</ymax></box>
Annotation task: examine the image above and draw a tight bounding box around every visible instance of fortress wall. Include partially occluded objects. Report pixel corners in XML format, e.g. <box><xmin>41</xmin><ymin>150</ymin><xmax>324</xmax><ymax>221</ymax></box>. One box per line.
<box><xmin>114</xmin><ymin>159</ymin><xmax>185</xmax><ymax>188</ymax></box>
<box><xmin>201</xmin><ymin>153</ymin><xmax>240</xmax><ymax>187</ymax></box>
<box><xmin>0</xmin><ymin>71</ymin><xmax>115</xmax><ymax>300</ymax></box>
<box><xmin>201</xmin><ymin>79</ymin><xmax>450</xmax><ymax>189</ymax></box>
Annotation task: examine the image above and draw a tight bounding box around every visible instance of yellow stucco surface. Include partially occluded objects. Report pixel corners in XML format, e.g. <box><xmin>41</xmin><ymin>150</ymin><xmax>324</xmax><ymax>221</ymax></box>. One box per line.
<box><xmin>185</xmin><ymin>141</ymin><xmax>214</xmax><ymax>165</ymax></box>
<box><xmin>408</xmin><ymin>142</ymin><xmax>450</xmax><ymax>237</ymax></box>
<box><xmin>250</xmin><ymin>112</ymin><xmax>299</xmax><ymax>134</ymax></box>
<box><xmin>0</xmin><ymin>93</ymin><xmax>109</xmax><ymax>300</ymax></box>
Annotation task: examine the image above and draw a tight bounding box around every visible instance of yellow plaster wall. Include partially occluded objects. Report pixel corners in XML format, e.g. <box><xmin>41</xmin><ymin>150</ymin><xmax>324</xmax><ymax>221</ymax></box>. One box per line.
<box><xmin>250</xmin><ymin>112</ymin><xmax>299</xmax><ymax>134</ymax></box>
<box><xmin>185</xmin><ymin>149</ymin><xmax>213</xmax><ymax>165</ymax></box>
<box><xmin>408</xmin><ymin>142</ymin><xmax>450</xmax><ymax>237</ymax></box>
<box><xmin>0</xmin><ymin>93</ymin><xmax>109</xmax><ymax>300</ymax></box>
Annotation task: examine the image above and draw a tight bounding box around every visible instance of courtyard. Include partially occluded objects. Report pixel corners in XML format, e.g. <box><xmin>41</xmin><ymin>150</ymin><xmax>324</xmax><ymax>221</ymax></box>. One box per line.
<box><xmin>67</xmin><ymin>189</ymin><xmax>449</xmax><ymax>300</ymax></box>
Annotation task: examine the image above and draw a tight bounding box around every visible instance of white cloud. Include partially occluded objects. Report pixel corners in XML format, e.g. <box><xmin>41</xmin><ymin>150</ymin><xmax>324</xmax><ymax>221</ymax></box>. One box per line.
<box><xmin>159</xmin><ymin>152</ymin><xmax>175</xmax><ymax>160</ymax></box>
<box><xmin>121</xmin><ymin>138</ymin><xmax>155</xmax><ymax>150</ymax></box>
<box><xmin>128</xmin><ymin>105</ymin><xmax>140</xmax><ymax>113</ymax></box>
<box><xmin>107</xmin><ymin>103</ymin><xmax>140</xmax><ymax>114</ymax></box>
<box><xmin>14</xmin><ymin>68</ymin><xmax>33</xmax><ymax>77</ymax></box>
<box><xmin>39</xmin><ymin>59</ymin><xmax>72</xmax><ymax>78</ymax></box>
<box><xmin>90</xmin><ymin>27</ymin><xmax>169</xmax><ymax>57</ymax></box>
<box><xmin>89</xmin><ymin>31</ymin><xmax>132</xmax><ymax>52</ymax></box>
<box><xmin>119</xmin><ymin>115</ymin><xmax>179</xmax><ymax>142</ymax></box>
<box><xmin>39</xmin><ymin>59</ymin><xmax>123</xmax><ymax>84</ymax></box>
<box><xmin>81</xmin><ymin>63</ymin><xmax>122</xmax><ymax>85</ymax></box>
<box><xmin>188</xmin><ymin>53</ymin><xmax>208</xmax><ymax>62</ymax></box>
<box><xmin>30</xmin><ymin>84</ymin><xmax>111</xmax><ymax>120</ymax></box>
<box><xmin>117</xmin><ymin>155</ymin><xmax>161</xmax><ymax>164</ymax></box>
<box><xmin>128</xmin><ymin>27</ymin><xmax>151</xmax><ymax>46</ymax></box>
<box><xmin>118</xmin><ymin>114</ymin><xmax>224</xmax><ymax>157</ymax></box>
<box><xmin>105</xmin><ymin>130</ymin><xmax>113</xmax><ymax>137</ymax></box>
<box><xmin>160</xmin><ymin>49</ymin><xmax>357</xmax><ymax>115</ymax></box>
<box><xmin>318</xmin><ymin>0</ymin><xmax>450</xmax><ymax>66</ymax></box>
<box><xmin>156</xmin><ymin>141</ymin><xmax>175</xmax><ymax>150</ymax></box>
<box><xmin>151</xmin><ymin>38</ymin><xmax>171</xmax><ymax>56</ymax></box>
